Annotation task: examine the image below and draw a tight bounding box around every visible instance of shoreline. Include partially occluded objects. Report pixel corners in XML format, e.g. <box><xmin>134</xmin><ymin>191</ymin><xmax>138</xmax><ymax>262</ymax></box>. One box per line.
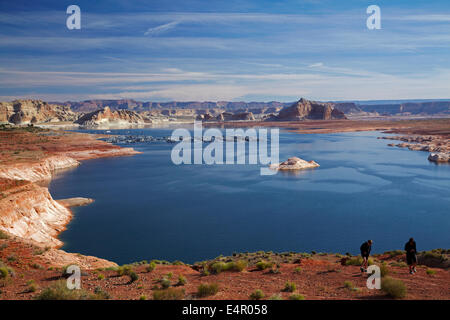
<box><xmin>0</xmin><ymin>119</ymin><xmax>449</xmax><ymax>268</ymax></box>
<box><xmin>0</xmin><ymin>127</ymin><xmax>141</xmax><ymax>268</ymax></box>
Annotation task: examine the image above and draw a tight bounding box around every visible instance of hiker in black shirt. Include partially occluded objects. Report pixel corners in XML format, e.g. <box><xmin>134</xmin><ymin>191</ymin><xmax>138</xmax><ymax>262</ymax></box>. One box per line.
<box><xmin>405</xmin><ymin>238</ymin><xmax>417</xmax><ymax>274</ymax></box>
<box><xmin>360</xmin><ymin>240</ymin><xmax>373</xmax><ymax>272</ymax></box>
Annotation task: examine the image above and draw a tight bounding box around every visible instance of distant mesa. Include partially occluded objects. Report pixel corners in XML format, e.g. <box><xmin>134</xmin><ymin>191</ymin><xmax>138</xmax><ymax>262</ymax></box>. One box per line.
<box><xmin>0</xmin><ymin>99</ymin><xmax>77</xmax><ymax>125</ymax></box>
<box><xmin>272</xmin><ymin>98</ymin><xmax>347</xmax><ymax>121</ymax></box>
<box><xmin>74</xmin><ymin>106</ymin><xmax>145</xmax><ymax>128</ymax></box>
<box><xmin>270</xmin><ymin>156</ymin><xmax>320</xmax><ymax>171</ymax></box>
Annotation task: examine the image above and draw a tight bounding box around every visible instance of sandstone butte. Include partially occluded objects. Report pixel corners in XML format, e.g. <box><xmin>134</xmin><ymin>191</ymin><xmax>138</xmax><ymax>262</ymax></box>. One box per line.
<box><xmin>0</xmin><ymin>127</ymin><xmax>141</xmax><ymax>268</ymax></box>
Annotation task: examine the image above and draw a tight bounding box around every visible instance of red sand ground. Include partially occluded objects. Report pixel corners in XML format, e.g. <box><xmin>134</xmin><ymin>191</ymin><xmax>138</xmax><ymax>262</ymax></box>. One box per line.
<box><xmin>0</xmin><ymin>238</ymin><xmax>448</xmax><ymax>300</ymax></box>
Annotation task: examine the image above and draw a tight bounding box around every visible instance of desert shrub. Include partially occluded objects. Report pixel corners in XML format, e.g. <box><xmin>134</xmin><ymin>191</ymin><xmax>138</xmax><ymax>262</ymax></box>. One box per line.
<box><xmin>197</xmin><ymin>283</ymin><xmax>219</xmax><ymax>297</ymax></box>
<box><xmin>172</xmin><ymin>260</ymin><xmax>184</xmax><ymax>266</ymax></box>
<box><xmin>345</xmin><ymin>257</ymin><xmax>373</xmax><ymax>266</ymax></box>
<box><xmin>210</xmin><ymin>260</ymin><xmax>247</xmax><ymax>274</ymax></box>
<box><xmin>268</xmin><ymin>294</ymin><xmax>283</xmax><ymax>300</ymax></box>
<box><xmin>36</xmin><ymin>281</ymin><xmax>92</xmax><ymax>300</ymax></box>
<box><xmin>379</xmin><ymin>263</ymin><xmax>390</xmax><ymax>277</ymax></box>
<box><xmin>282</xmin><ymin>282</ymin><xmax>296</xmax><ymax>292</ymax></box>
<box><xmin>0</xmin><ymin>267</ymin><xmax>9</xmax><ymax>279</ymax></box>
<box><xmin>140</xmin><ymin>295</ymin><xmax>147</xmax><ymax>300</ymax></box>
<box><xmin>390</xmin><ymin>262</ymin><xmax>407</xmax><ymax>267</ymax></box>
<box><xmin>97</xmin><ymin>274</ymin><xmax>105</xmax><ymax>280</ymax></box>
<box><xmin>166</xmin><ymin>272</ymin><xmax>173</xmax><ymax>279</ymax></box>
<box><xmin>153</xmin><ymin>288</ymin><xmax>185</xmax><ymax>300</ymax></box>
<box><xmin>25</xmin><ymin>280</ymin><xmax>38</xmax><ymax>293</ymax></box>
<box><xmin>294</xmin><ymin>267</ymin><xmax>302</xmax><ymax>274</ymax></box>
<box><xmin>289</xmin><ymin>294</ymin><xmax>305</xmax><ymax>300</ymax></box>
<box><xmin>93</xmin><ymin>287</ymin><xmax>110</xmax><ymax>299</ymax></box>
<box><xmin>385</xmin><ymin>250</ymin><xmax>404</xmax><ymax>257</ymax></box>
<box><xmin>381</xmin><ymin>277</ymin><xmax>406</xmax><ymax>299</ymax></box>
<box><xmin>249</xmin><ymin>289</ymin><xmax>265</xmax><ymax>300</ymax></box>
<box><xmin>256</xmin><ymin>260</ymin><xmax>273</xmax><ymax>271</ymax></box>
<box><xmin>129</xmin><ymin>271</ymin><xmax>139</xmax><ymax>283</ymax></box>
<box><xmin>344</xmin><ymin>281</ymin><xmax>355</xmax><ymax>290</ymax></box>
<box><xmin>145</xmin><ymin>262</ymin><xmax>156</xmax><ymax>272</ymax></box>
<box><xmin>0</xmin><ymin>230</ymin><xmax>9</xmax><ymax>239</ymax></box>
<box><xmin>177</xmin><ymin>275</ymin><xmax>187</xmax><ymax>286</ymax></box>
<box><xmin>160</xmin><ymin>278</ymin><xmax>171</xmax><ymax>289</ymax></box>
<box><xmin>426</xmin><ymin>269</ymin><xmax>436</xmax><ymax>275</ymax></box>
<box><xmin>116</xmin><ymin>265</ymin><xmax>133</xmax><ymax>277</ymax></box>
<box><xmin>0</xmin><ymin>262</ymin><xmax>14</xmax><ymax>279</ymax></box>
<box><xmin>229</xmin><ymin>260</ymin><xmax>247</xmax><ymax>272</ymax></box>
<box><xmin>30</xmin><ymin>263</ymin><xmax>44</xmax><ymax>270</ymax></box>
<box><xmin>423</xmin><ymin>251</ymin><xmax>445</xmax><ymax>261</ymax></box>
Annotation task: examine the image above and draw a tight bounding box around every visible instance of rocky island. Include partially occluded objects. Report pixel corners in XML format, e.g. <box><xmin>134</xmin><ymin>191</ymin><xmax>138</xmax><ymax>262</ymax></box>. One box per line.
<box><xmin>270</xmin><ymin>157</ymin><xmax>320</xmax><ymax>171</ymax></box>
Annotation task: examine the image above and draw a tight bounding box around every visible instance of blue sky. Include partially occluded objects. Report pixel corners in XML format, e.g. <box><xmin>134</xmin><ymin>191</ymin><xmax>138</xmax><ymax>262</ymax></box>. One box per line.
<box><xmin>0</xmin><ymin>0</ymin><xmax>449</xmax><ymax>102</ymax></box>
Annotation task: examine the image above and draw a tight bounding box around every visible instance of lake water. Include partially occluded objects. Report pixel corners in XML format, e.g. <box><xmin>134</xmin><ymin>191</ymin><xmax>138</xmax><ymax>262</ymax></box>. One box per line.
<box><xmin>48</xmin><ymin>127</ymin><xmax>450</xmax><ymax>265</ymax></box>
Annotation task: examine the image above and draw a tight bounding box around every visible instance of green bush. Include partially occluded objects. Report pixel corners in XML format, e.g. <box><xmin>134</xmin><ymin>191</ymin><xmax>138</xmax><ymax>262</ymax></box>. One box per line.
<box><xmin>145</xmin><ymin>262</ymin><xmax>156</xmax><ymax>272</ymax></box>
<box><xmin>289</xmin><ymin>294</ymin><xmax>305</xmax><ymax>300</ymax></box>
<box><xmin>0</xmin><ymin>267</ymin><xmax>9</xmax><ymax>279</ymax></box>
<box><xmin>345</xmin><ymin>257</ymin><xmax>373</xmax><ymax>266</ymax></box>
<box><xmin>256</xmin><ymin>260</ymin><xmax>273</xmax><ymax>271</ymax></box>
<box><xmin>93</xmin><ymin>287</ymin><xmax>110</xmax><ymax>299</ymax></box>
<box><xmin>26</xmin><ymin>283</ymin><xmax>38</xmax><ymax>293</ymax></box>
<box><xmin>0</xmin><ymin>230</ymin><xmax>9</xmax><ymax>239</ymax></box>
<box><xmin>97</xmin><ymin>274</ymin><xmax>105</xmax><ymax>280</ymax></box>
<box><xmin>153</xmin><ymin>288</ymin><xmax>185</xmax><ymax>300</ymax></box>
<box><xmin>229</xmin><ymin>260</ymin><xmax>247</xmax><ymax>272</ymax></box>
<box><xmin>209</xmin><ymin>260</ymin><xmax>247</xmax><ymax>274</ymax></box>
<box><xmin>381</xmin><ymin>277</ymin><xmax>407</xmax><ymax>299</ymax></box>
<box><xmin>379</xmin><ymin>263</ymin><xmax>389</xmax><ymax>277</ymax></box>
<box><xmin>426</xmin><ymin>269</ymin><xmax>436</xmax><ymax>275</ymax></box>
<box><xmin>344</xmin><ymin>281</ymin><xmax>354</xmax><ymax>290</ymax></box>
<box><xmin>283</xmin><ymin>282</ymin><xmax>296</xmax><ymax>292</ymax></box>
<box><xmin>116</xmin><ymin>265</ymin><xmax>133</xmax><ymax>276</ymax></box>
<box><xmin>197</xmin><ymin>283</ymin><xmax>219</xmax><ymax>297</ymax></box>
<box><xmin>249</xmin><ymin>289</ymin><xmax>265</xmax><ymax>300</ymax></box>
<box><xmin>294</xmin><ymin>267</ymin><xmax>302</xmax><ymax>274</ymax></box>
<box><xmin>160</xmin><ymin>278</ymin><xmax>171</xmax><ymax>289</ymax></box>
<box><xmin>129</xmin><ymin>271</ymin><xmax>139</xmax><ymax>283</ymax></box>
<box><xmin>177</xmin><ymin>275</ymin><xmax>187</xmax><ymax>286</ymax></box>
<box><xmin>36</xmin><ymin>281</ymin><xmax>92</xmax><ymax>300</ymax></box>
<box><xmin>384</xmin><ymin>250</ymin><xmax>404</xmax><ymax>257</ymax></box>
<box><xmin>140</xmin><ymin>295</ymin><xmax>147</xmax><ymax>300</ymax></box>
<box><xmin>268</xmin><ymin>294</ymin><xmax>283</xmax><ymax>300</ymax></box>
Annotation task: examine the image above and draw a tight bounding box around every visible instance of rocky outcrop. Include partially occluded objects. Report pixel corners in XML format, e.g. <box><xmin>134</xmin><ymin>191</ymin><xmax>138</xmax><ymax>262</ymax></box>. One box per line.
<box><xmin>428</xmin><ymin>153</ymin><xmax>450</xmax><ymax>163</ymax></box>
<box><xmin>0</xmin><ymin>156</ymin><xmax>79</xmax><ymax>182</ymax></box>
<box><xmin>0</xmin><ymin>100</ymin><xmax>77</xmax><ymax>125</ymax></box>
<box><xmin>0</xmin><ymin>181</ymin><xmax>71</xmax><ymax>247</ymax></box>
<box><xmin>379</xmin><ymin>135</ymin><xmax>450</xmax><ymax>163</ymax></box>
<box><xmin>274</xmin><ymin>98</ymin><xmax>347</xmax><ymax>121</ymax></box>
<box><xmin>56</xmin><ymin>197</ymin><xmax>94</xmax><ymax>207</ymax></box>
<box><xmin>75</xmin><ymin>107</ymin><xmax>145</xmax><ymax>128</ymax></box>
<box><xmin>270</xmin><ymin>157</ymin><xmax>320</xmax><ymax>171</ymax></box>
<box><xmin>40</xmin><ymin>248</ymin><xmax>118</xmax><ymax>269</ymax></box>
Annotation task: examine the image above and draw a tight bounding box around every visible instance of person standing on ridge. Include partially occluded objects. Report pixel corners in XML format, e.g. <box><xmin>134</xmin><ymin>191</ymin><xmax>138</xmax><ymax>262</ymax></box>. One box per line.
<box><xmin>360</xmin><ymin>240</ymin><xmax>373</xmax><ymax>272</ymax></box>
<box><xmin>405</xmin><ymin>238</ymin><xmax>418</xmax><ymax>274</ymax></box>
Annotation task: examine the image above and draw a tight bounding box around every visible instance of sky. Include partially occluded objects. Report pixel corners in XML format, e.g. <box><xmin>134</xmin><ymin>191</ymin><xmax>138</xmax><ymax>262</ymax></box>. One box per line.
<box><xmin>0</xmin><ymin>0</ymin><xmax>449</xmax><ymax>102</ymax></box>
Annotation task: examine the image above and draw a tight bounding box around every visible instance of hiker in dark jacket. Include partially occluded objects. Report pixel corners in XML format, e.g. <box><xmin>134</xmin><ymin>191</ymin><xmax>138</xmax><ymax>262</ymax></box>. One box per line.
<box><xmin>360</xmin><ymin>240</ymin><xmax>373</xmax><ymax>272</ymax></box>
<box><xmin>405</xmin><ymin>238</ymin><xmax>417</xmax><ymax>274</ymax></box>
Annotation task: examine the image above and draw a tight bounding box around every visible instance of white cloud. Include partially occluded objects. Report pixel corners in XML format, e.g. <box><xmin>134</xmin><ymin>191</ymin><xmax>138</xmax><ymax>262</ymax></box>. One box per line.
<box><xmin>308</xmin><ymin>62</ymin><xmax>324</xmax><ymax>68</ymax></box>
<box><xmin>144</xmin><ymin>21</ymin><xmax>180</xmax><ymax>36</ymax></box>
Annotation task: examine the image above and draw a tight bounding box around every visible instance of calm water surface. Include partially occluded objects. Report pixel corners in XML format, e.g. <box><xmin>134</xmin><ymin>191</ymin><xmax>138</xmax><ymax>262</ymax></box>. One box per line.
<box><xmin>48</xmin><ymin>128</ymin><xmax>450</xmax><ymax>264</ymax></box>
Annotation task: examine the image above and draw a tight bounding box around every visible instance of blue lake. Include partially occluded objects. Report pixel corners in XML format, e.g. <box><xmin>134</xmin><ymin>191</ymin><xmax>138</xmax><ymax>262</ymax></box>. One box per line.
<box><xmin>48</xmin><ymin>128</ymin><xmax>450</xmax><ymax>264</ymax></box>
